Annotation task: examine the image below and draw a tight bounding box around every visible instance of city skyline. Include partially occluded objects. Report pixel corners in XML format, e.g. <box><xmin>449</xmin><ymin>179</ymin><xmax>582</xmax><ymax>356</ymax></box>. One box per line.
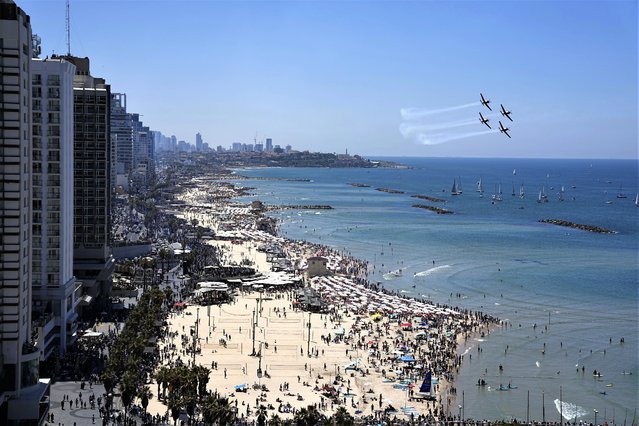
<box><xmin>21</xmin><ymin>0</ymin><xmax>638</xmax><ymax>159</ymax></box>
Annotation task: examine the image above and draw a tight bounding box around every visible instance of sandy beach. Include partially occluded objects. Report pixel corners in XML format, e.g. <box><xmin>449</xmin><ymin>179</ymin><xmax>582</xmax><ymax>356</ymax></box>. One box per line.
<box><xmin>144</xmin><ymin>178</ymin><xmax>498</xmax><ymax>422</ymax></box>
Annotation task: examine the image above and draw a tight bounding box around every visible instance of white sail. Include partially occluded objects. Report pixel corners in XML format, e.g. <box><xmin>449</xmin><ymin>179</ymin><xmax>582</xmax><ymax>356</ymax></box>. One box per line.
<box><xmin>520</xmin><ymin>184</ymin><xmax>525</xmax><ymax>199</ymax></box>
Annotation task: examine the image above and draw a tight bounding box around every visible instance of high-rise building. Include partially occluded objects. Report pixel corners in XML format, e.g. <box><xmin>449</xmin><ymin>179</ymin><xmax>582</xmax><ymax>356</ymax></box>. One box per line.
<box><xmin>111</xmin><ymin>93</ymin><xmax>133</xmax><ymax>190</ymax></box>
<box><xmin>265</xmin><ymin>138</ymin><xmax>273</xmax><ymax>152</ymax></box>
<box><xmin>54</xmin><ymin>54</ymin><xmax>114</xmax><ymax>316</ymax></box>
<box><xmin>1</xmin><ymin>2</ymin><xmax>50</xmax><ymax>423</ymax></box>
<box><xmin>195</xmin><ymin>132</ymin><xmax>202</xmax><ymax>152</ymax></box>
<box><xmin>31</xmin><ymin>57</ymin><xmax>80</xmax><ymax>361</ymax></box>
<box><xmin>129</xmin><ymin>113</ymin><xmax>154</xmax><ymax>188</ymax></box>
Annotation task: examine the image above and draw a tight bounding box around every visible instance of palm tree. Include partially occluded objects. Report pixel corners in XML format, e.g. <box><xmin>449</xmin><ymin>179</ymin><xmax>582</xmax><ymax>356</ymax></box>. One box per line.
<box><xmin>168</xmin><ymin>394</ymin><xmax>182</xmax><ymax>426</ymax></box>
<box><xmin>194</xmin><ymin>365</ymin><xmax>211</xmax><ymax>399</ymax></box>
<box><xmin>294</xmin><ymin>405</ymin><xmax>325</xmax><ymax>426</ymax></box>
<box><xmin>120</xmin><ymin>372</ymin><xmax>137</xmax><ymax>424</ymax></box>
<box><xmin>138</xmin><ymin>385</ymin><xmax>153</xmax><ymax>418</ymax></box>
<box><xmin>331</xmin><ymin>407</ymin><xmax>355</xmax><ymax>426</ymax></box>
<box><xmin>201</xmin><ymin>394</ymin><xmax>236</xmax><ymax>426</ymax></box>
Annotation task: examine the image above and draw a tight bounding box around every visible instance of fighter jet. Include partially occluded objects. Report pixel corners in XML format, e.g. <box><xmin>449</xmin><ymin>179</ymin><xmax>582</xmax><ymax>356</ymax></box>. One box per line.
<box><xmin>480</xmin><ymin>93</ymin><xmax>492</xmax><ymax>111</ymax></box>
<box><xmin>500</xmin><ymin>104</ymin><xmax>513</xmax><ymax>121</ymax></box>
<box><xmin>479</xmin><ymin>112</ymin><xmax>491</xmax><ymax>129</ymax></box>
<box><xmin>499</xmin><ymin>121</ymin><xmax>511</xmax><ymax>139</ymax></box>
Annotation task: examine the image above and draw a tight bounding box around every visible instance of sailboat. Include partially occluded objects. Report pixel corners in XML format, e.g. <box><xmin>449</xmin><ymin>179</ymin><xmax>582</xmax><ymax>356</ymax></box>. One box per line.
<box><xmin>476</xmin><ymin>177</ymin><xmax>483</xmax><ymax>193</ymax></box>
<box><xmin>451</xmin><ymin>179</ymin><xmax>462</xmax><ymax>195</ymax></box>
<box><xmin>511</xmin><ymin>182</ymin><xmax>516</xmax><ymax>197</ymax></box>
<box><xmin>635</xmin><ymin>194</ymin><xmax>638</xmax><ymax>207</ymax></box>
<box><xmin>492</xmin><ymin>184</ymin><xmax>503</xmax><ymax>202</ymax></box>
<box><xmin>519</xmin><ymin>184</ymin><xmax>525</xmax><ymax>199</ymax></box>
<box><xmin>558</xmin><ymin>185</ymin><xmax>565</xmax><ymax>201</ymax></box>
<box><xmin>617</xmin><ymin>185</ymin><xmax>627</xmax><ymax>199</ymax></box>
<box><xmin>537</xmin><ymin>186</ymin><xmax>549</xmax><ymax>203</ymax></box>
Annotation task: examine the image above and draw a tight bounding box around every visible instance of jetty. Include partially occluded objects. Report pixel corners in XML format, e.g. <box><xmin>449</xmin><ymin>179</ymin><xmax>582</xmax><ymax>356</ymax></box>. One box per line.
<box><xmin>411</xmin><ymin>194</ymin><xmax>447</xmax><ymax>203</ymax></box>
<box><xmin>375</xmin><ymin>187</ymin><xmax>405</xmax><ymax>194</ymax></box>
<box><xmin>539</xmin><ymin>219</ymin><xmax>616</xmax><ymax>234</ymax></box>
<box><xmin>413</xmin><ymin>204</ymin><xmax>453</xmax><ymax>214</ymax></box>
<box><xmin>267</xmin><ymin>205</ymin><xmax>334</xmax><ymax>211</ymax></box>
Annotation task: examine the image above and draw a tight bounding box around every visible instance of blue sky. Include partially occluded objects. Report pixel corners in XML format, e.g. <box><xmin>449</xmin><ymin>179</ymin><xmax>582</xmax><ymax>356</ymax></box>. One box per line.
<box><xmin>20</xmin><ymin>0</ymin><xmax>637</xmax><ymax>159</ymax></box>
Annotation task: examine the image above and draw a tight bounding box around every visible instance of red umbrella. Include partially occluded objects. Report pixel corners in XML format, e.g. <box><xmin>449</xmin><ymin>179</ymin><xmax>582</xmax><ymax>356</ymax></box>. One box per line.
<box><xmin>400</xmin><ymin>322</ymin><xmax>412</xmax><ymax>327</ymax></box>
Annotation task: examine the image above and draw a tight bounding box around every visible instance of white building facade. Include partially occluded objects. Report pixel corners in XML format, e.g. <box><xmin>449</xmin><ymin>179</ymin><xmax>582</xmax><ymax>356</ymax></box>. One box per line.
<box><xmin>31</xmin><ymin>57</ymin><xmax>80</xmax><ymax>360</ymax></box>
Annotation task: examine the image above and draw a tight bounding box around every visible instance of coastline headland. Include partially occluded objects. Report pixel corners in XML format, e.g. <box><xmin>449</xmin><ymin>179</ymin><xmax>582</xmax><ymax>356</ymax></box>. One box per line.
<box><xmin>149</xmin><ymin>167</ymin><xmax>501</xmax><ymax>423</ymax></box>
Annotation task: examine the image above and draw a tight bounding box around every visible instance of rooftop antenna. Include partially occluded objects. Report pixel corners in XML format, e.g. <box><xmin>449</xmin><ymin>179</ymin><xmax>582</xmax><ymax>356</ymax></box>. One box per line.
<box><xmin>65</xmin><ymin>0</ymin><xmax>71</xmax><ymax>55</ymax></box>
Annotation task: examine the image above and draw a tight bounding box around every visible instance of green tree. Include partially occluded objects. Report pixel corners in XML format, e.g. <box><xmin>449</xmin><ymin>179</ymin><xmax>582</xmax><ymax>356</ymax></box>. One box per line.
<box><xmin>139</xmin><ymin>385</ymin><xmax>153</xmax><ymax>417</ymax></box>
<box><xmin>331</xmin><ymin>406</ymin><xmax>355</xmax><ymax>426</ymax></box>
<box><xmin>294</xmin><ymin>405</ymin><xmax>325</xmax><ymax>426</ymax></box>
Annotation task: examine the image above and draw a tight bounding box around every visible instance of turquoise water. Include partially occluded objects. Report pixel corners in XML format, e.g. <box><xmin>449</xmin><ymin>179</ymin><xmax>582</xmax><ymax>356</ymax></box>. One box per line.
<box><xmin>234</xmin><ymin>158</ymin><xmax>638</xmax><ymax>423</ymax></box>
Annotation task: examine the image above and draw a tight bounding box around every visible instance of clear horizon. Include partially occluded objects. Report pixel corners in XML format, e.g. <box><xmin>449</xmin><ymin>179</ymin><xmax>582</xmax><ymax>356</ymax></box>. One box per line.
<box><xmin>20</xmin><ymin>0</ymin><xmax>638</xmax><ymax>159</ymax></box>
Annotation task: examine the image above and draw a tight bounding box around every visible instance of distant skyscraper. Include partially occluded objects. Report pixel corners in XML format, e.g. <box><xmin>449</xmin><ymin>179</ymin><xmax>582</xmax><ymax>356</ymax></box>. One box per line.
<box><xmin>130</xmin><ymin>113</ymin><xmax>154</xmax><ymax>188</ymax></box>
<box><xmin>111</xmin><ymin>93</ymin><xmax>133</xmax><ymax>189</ymax></box>
<box><xmin>1</xmin><ymin>2</ymin><xmax>49</xmax><ymax>423</ymax></box>
<box><xmin>195</xmin><ymin>132</ymin><xmax>202</xmax><ymax>152</ymax></box>
<box><xmin>31</xmin><ymin>57</ymin><xmax>79</xmax><ymax>360</ymax></box>
<box><xmin>255</xmin><ymin>143</ymin><xmax>263</xmax><ymax>152</ymax></box>
<box><xmin>265</xmin><ymin>138</ymin><xmax>273</xmax><ymax>152</ymax></box>
<box><xmin>55</xmin><ymin>54</ymin><xmax>114</xmax><ymax>316</ymax></box>
<box><xmin>232</xmin><ymin>142</ymin><xmax>242</xmax><ymax>152</ymax></box>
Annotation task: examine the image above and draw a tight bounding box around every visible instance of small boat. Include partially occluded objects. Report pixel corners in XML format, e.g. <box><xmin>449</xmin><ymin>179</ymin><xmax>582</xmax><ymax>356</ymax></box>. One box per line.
<box><xmin>558</xmin><ymin>186</ymin><xmax>565</xmax><ymax>201</ymax></box>
<box><xmin>513</xmin><ymin>169</ymin><xmax>516</xmax><ymax>175</ymax></box>
<box><xmin>451</xmin><ymin>179</ymin><xmax>461</xmax><ymax>195</ymax></box>
<box><xmin>635</xmin><ymin>194</ymin><xmax>638</xmax><ymax>207</ymax></box>
<box><xmin>492</xmin><ymin>184</ymin><xmax>503</xmax><ymax>202</ymax></box>
<box><xmin>617</xmin><ymin>185</ymin><xmax>627</xmax><ymax>198</ymax></box>
<box><xmin>511</xmin><ymin>183</ymin><xmax>516</xmax><ymax>197</ymax></box>
<box><xmin>477</xmin><ymin>177</ymin><xmax>483</xmax><ymax>193</ymax></box>
<box><xmin>519</xmin><ymin>184</ymin><xmax>525</xmax><ymax>199</ymax></box>
<box><xmin>537</xmin><ymin>186</ymin><xmax>549</xmax><ymax>203</ymax></box>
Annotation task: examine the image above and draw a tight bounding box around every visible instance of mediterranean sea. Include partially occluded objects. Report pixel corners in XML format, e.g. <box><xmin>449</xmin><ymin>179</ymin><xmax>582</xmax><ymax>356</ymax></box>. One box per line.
<box><xmin>234</xmin><ymin>157</ymin><xmax>638</xmax><ymax>423</ymax></box>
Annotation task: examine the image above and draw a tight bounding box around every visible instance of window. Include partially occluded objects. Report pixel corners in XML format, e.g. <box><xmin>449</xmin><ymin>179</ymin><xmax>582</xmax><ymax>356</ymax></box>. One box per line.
<box><xmin>47</xmin><ymin>87</ymin><xmax>60</xmax><ymax>99</ymax></box>
<box><xmin>47</xmin><ymin>75</ymin><xmax>60</xmax><ymax>86</ymax></box>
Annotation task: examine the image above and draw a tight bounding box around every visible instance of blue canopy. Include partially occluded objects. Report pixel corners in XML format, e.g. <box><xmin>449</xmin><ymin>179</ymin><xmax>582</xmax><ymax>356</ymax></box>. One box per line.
<box><xmin>400</xmin><ymin>355</ymin><xmax>416</xmax><ymax>362</ymax></box>
<box><xmin>234</xmin><ymin>384</ymin><xmax>248</xmax><ymax>390</ymax></box>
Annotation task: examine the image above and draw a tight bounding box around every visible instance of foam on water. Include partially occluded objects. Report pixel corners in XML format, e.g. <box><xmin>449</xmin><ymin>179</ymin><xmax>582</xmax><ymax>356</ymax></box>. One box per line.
<box><xmin>415</xmin><ymin>265</ymin><xmax>451</xmax><ymax>277</ymax></box>
<box><xmin>554</xmin><ymin>399</ymin><xmax>589</xmax><ymax>421</ymax></box>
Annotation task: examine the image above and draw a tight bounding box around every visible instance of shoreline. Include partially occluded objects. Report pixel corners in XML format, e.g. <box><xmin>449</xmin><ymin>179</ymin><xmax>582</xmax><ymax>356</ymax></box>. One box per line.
<box><xmin>149</xmin><ymin>172</ymin><xmax>498</xmax><ymax>419</ymax></box>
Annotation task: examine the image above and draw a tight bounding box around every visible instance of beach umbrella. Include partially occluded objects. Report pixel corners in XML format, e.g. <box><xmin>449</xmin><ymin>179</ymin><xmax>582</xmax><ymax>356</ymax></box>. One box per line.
<box><xmin>400</xmin><ymin>355</ymin><xmax>416</xmax><ymax>363</ymax></box>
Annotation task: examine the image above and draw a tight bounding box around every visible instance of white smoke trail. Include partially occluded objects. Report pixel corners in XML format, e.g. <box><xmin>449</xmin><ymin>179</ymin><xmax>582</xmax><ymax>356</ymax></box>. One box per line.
<box><xmin>401</xmin><ymin>102</ymin><xmax>480</xmax><ymax>120</ymax></box>
<box><xmin>399</xmin><ymin>99</ymin><xmax>505</xmax><ymax>145</ymax></box>
<box><xmin>399</xmin><ymin>118</ymin><xmax>478</xmax><ymax>135</ymax></box>
<box><xmin>412</xmin><ymin>129</ymin><xmax>498</xmax><ymax>146</ymax></box>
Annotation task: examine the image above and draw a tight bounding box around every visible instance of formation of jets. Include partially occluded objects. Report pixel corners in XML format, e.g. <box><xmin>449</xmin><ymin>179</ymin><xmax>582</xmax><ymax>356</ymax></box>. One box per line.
<box><xmin>479</xmin><ymin>93</ymin><xmax>513</xmax><ymax>139</ymax></box>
